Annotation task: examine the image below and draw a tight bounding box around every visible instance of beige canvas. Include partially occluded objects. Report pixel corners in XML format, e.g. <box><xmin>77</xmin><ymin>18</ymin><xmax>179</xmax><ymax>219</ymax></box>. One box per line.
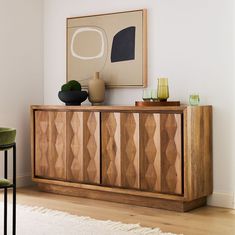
<box><xmin>67</xmin><ymin>9</ymin><xmax>147</xmax><ymax>87</ymax></box>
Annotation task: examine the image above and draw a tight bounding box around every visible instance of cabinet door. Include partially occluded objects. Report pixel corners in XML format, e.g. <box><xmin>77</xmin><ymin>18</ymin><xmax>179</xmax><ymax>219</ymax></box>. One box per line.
<box><xmin>102</xmin><ymin>112</ymin><xmax>140</xmax><ymax>189</ymax></box>
<box><xmin>67</xmin><ymin>111</ymin><xmax>100</xmax><ymax>184</ymax></box>
<box><xmin>35</xmin><ymin>111</ymin><xmax>66</xmax><ymax>180</ymax></box>
<box><xmin>102</xmin><ymin>112</ymin><xmax>121</xmax><ymax>187</ymax></box>
<box><xmin>66</xmin><ymin>112</ymin><xmax>83</xmax><ymax>182</ymax></box>
<box><xmin>140</xmin><ymin>113</ymin><xmax>182</xmax><ymax>195</ymax></box>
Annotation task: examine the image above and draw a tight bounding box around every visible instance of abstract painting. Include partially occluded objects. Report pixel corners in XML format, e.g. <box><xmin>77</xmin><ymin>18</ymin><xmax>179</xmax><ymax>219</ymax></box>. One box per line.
<box><xmin>67</xmin><ymin>9</ymin><xmax>147</xmax><ymax>88</ymax></box>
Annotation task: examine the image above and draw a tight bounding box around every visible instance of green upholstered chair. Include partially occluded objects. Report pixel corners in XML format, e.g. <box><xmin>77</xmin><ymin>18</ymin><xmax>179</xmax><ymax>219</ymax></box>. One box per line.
<box><xmin>0</xmin><ymin>128</ymin><xmax>16</xmax><ymax>149</ymax></box>
<box><xmin>0</xmin><ymin>127</ymin><xmax>16</xmax><ymax>235</ymax></box>
<box><xmin>0</xmin><ymin>178</ymin><xmax>11</xmax><ymax>187</ymax></box>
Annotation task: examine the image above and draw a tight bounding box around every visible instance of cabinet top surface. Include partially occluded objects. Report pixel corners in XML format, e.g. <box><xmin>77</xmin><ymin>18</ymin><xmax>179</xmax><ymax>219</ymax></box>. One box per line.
<box><xmin>31</xmin><ymin>105</ymin><xmax>212</xmax><ymax>112</ymax></box>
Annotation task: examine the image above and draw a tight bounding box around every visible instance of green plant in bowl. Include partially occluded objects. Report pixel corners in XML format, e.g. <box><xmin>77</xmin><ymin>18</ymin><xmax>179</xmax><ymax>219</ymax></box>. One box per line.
<box><xmin>58</xmin><ymin>80</ymin><xmax>88</xmax><ymax>106</ymax></box>
<box><xmin>61</xmin><ymin>80</ymin><xmax>81</xmax><ymax>91</ymax></box>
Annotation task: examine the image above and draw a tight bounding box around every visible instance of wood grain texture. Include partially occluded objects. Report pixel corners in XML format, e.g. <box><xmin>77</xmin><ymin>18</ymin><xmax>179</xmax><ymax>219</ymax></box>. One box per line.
<box><xmin>35</xmin><ymin>111</ymin><xmax>66</xmax><ymax>180</ymax></box>
<box><xmin>83</xmin><ymin>112</ymin><xmax>100</xmax><ymax>184</ymax></box>
<box><xmin>184</xmin><ymin>106</ymin><xmax>213</xmax><ymax>200</ymax></box>
<box><xmin>140</xmin><ymin>113</ymin><xmax>182</xmax><ymax>195</ymax></box>
<box><xmin>160</xmin><ymin>114</ymin><xmax>182</xmax><ymax>195</ymax></box>
<box><xmin>121</xmin><ymin>113</ymin><xmax>140</xmax><ymax>189</ymax></box>
<box><xmin>66</xmin><ymin>111</ymin><xmax>101</xmax><ymax>184</ymax></box>
<box><xmin>102</xmin><ymin>112</ymin><xmax>121</xmax><ymax>187</ymax></box>
<box><xmin>31</xmin><ymin>105</ymin><xmax>187</xmax><ymax>112</ymax></box>
<box><xmin>66</xmin><ymin>112</ymin><xmax>84</xmax><ymax>182</ymax></box>
<box><xmin>140</xmin><ymin>113</ymin><xmax>161</xmax><ymax>192</ymax></box>
<box><xmin>38</xmin><ymin>183</ymin><xmax>206</xmax><ymax>212</ymax></box>
<box><xmin>33</xmin><ymin>177</ymin><xmax>184</xmax><ymax>201</ymax></box>
<box><xmin>35</xmin><ymin>111</ymin><xmax>49</xmax><ymax>178</ymax></box>
<box><xmin>102</xmin><ymin>112</ymin><xmax>140</xmax><ymax>189</ymax></box>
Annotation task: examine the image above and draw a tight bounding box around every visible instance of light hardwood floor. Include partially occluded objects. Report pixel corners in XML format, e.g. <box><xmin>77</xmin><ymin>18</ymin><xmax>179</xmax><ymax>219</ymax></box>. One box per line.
<box><xmin>1</xmin><ymin>187</ymin><xmax>235</xmax><ymax>235</ymax></box>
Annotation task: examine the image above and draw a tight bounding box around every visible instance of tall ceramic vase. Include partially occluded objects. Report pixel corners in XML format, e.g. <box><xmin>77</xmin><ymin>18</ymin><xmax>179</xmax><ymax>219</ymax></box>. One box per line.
<box><xmin>88</xmin><ymin>72</ymin><xmax>105</xmax><ymax>105</ymax></box>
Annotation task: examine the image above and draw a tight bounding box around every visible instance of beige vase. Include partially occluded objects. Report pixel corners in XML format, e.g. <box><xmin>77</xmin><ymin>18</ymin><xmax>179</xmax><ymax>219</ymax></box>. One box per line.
<box><xmin>88</xmin><ymin>72</ymin><xmax>105</xmax><ymax>105</ymax></box>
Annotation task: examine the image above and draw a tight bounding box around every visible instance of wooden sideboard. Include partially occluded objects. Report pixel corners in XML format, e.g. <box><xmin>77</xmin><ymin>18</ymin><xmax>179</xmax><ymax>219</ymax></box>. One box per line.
<box><xmin>31</xmin><ymin>105</ymin><xmax>212</xmax><ymax>212</ymax></box>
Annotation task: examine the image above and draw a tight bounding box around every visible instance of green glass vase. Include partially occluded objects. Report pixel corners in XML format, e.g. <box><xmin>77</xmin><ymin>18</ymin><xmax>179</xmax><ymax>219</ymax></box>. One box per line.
<box><xmin>157</xmin><ymin>78</ymin><xmax>169</xmax><ymax>101</ymax></box>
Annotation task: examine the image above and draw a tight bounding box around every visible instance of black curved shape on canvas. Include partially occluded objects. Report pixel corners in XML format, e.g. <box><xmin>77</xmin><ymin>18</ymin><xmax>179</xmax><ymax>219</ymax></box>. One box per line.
<box><xmin>111</xmin><ymin>26</ymin><xmax>136</xmax><ymax>63</ymax></box>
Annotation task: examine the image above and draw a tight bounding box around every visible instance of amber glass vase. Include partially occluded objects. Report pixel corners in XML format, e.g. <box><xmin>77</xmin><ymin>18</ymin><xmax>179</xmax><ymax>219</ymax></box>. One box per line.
<box><xmin>157</xmin><ymin>78</ymin><xmax>169</xmax><ymax>101</ymax></box>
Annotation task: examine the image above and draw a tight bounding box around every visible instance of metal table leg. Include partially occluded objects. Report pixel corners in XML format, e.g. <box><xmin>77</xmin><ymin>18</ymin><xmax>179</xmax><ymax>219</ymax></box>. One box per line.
<box><xmin>4</xmin><ymin>150</ymin><xmax>8</xmax><ymax>235</ymax></box>
<box><xmin>13</xmin><ymin>144</ymin><xmax>16</xmax><ymax>235</ymax></box>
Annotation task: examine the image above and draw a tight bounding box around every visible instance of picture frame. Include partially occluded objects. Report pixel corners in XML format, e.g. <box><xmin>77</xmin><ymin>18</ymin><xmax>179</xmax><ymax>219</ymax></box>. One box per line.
<box><xmin>66</xmin><ymin>9</ymin><xmax>147</xmax><ymax>88</ymax></box>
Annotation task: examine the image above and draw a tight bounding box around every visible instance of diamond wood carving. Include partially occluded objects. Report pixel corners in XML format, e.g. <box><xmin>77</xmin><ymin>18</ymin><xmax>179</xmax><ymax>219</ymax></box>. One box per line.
<box><xmin>120</xmin><ymin>113</ymin><xmax>140</xmax><ymax>189</ymax></box>
<box><xmin>35</xmin><ymin>111</ymin><xmax>66</xmax><ymax>180</ymax></box>
<box><xmin>35</xmin><ymin>111</ymin><xmax>49</xmax><ymax>178</ymax></box>
<box><xmin>160</xmin><ymin>114</ymin><xmax>182</xmax><ymax>194</ymax></box>
<box><xmin>102</xmin><ymin>112</ymin><xmax>140</xmax><ymax>189</ymax></box>
<box><xmin>102</xmin><ymin>113</ymin><xmax>139</xmax><ymax>188</ymax></box>
<box><xmin>140</xmin><ymin>113</ymin><xmax>182</xmax><ymax>195</ymax></box>
<box><xmin>83</xmin><ymin>112</ymin><xmax>100</xmax><ymax>184</ymax></box>
<box><xmin>102</xmin><ymin>112</ymin><xmax>121</xmax><ymax>187</ymax></box>
<box><xmin>140</xmin><ymin>113</ymin><xmax>161</xmax><ymax>192</ymax></box>
<box><xmin>66</xmin><ymin>112</ymin><xmax>84</xmax><ymax>182</ymax></box>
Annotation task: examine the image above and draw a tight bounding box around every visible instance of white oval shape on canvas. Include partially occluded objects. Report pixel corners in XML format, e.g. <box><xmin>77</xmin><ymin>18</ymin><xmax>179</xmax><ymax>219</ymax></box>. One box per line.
<box><xmin>71</xmin><ymin>27</ymin><xmax>104</xmax><ymax>60</ymax></box>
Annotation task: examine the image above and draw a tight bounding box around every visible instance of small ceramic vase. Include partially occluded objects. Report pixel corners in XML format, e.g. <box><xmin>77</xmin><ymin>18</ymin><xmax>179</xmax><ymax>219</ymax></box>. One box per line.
<box><xmin>88</xmin><ymin>72</ymin><xmax>105</xmax><ymax>105</ymax></box>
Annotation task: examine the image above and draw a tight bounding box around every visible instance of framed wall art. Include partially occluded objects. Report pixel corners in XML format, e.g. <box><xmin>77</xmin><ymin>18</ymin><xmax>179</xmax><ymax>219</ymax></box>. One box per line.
<box><xmin>66</xmin><ymin>9</ymin><xmax>147</xmax><ymax>88</ymax></box>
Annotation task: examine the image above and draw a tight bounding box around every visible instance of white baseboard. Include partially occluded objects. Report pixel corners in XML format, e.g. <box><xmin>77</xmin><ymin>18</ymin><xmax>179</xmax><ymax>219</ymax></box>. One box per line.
<box><xmin>207</xmin><ymin>192</ymin><xmax>234</xmax><ymax>209</ymax></box>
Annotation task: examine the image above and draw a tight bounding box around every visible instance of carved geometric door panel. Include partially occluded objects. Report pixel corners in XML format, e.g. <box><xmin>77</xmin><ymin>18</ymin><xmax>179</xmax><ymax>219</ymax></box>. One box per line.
<box><xmin>83</xmin><ymin>112</ymin><xmax>100</xmax><ymax>184</ymax></box>
<box><xmin>35</xmin><ymin>111</ymin><xmax>49</xmax><ymax>178</ymax></box>
<box><xmin>66</xmin><ymin>112</ymin><xmax>83</xmax><ymax>182</ymax></box>
<box><xmin>101</xmin><ymin>112</ymin><xmax>121</xmax><ymax>187</ymax></box>
<box><xmin>140</xmin><ymin>113</ymin><xmax>161</xmax><ymax>192</ymax></box>
<box><xmin>140</xmin><ymin>113</ymin><xmax>182</xmax><ymax>195</ymax></box>
<box><xmin>102</xmin><ymin>112</ymin><xmax>140</xmax><ymax>189</ymax></box>
<box><xmin>120</xmin><ymin>113</ymin><xmax>140</xmax><ymax>189</ymax></box>
<box><xmin>35</xmin><ymin>111</ymin><xmax>66</xmax><ymax>180</ymax></box>
<box><xmin>66</xmin><ymin>111</ymin><xmax>100</xmax><ymax>184</ymax></box>
<box><xmin>160</xmin><ymin>114</ymin><xmax>182</xmax><ymax>195</ymax></box>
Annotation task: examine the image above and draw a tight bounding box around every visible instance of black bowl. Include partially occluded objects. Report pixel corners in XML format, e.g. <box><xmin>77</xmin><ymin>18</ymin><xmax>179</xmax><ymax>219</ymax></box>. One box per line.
<box><xmin>58</xmin><ymin>90</ymin><xmax>88</xmax><ymax>106</ymax></box>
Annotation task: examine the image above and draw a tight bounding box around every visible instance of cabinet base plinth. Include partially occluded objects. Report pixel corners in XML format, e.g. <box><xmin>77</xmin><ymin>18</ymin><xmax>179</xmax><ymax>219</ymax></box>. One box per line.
<box><xmin>37</xmin><ymin>183</ymin><xmax>207</xmax><ymax>212</ymax></box>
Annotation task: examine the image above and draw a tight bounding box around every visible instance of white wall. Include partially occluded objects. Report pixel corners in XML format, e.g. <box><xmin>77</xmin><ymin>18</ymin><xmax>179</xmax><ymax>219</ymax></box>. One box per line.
<box><xmin>0</xmin><ymin>0</ymin><xmax>44</xmax><ymax>186</ymax></box>
<box><xmin>43</xmin><ymin>0</ymin><xmax>235</xmax><ymax>207</ymax></box>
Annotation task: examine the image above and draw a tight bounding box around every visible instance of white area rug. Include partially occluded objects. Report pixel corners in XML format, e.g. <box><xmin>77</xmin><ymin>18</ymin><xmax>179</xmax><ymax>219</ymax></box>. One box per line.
<box><xmin>0</xmin><ymin>202</ymin><xmax>180</xmax><ymax>235</ymax></box>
